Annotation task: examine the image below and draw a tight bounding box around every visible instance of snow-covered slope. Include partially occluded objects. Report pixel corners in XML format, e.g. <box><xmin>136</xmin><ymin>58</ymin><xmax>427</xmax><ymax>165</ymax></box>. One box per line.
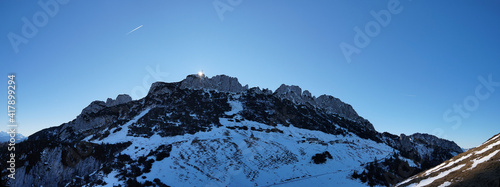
<box><xmin>94</xmin><ymin>108</ymin><xmax>393</xmax><ymax>187</ymax></box>
<box><xmin>397</xmin><ymin>133</ymin><xmax>500</xmax><ymax>187</ymax></box>
<box><xmin>0</xmin><ymin>74</ymin><xmax>464</xmax><ymax>187</ymax></box>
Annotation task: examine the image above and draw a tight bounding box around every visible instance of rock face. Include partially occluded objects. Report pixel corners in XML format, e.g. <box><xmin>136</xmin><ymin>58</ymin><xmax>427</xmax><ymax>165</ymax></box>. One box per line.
<box><xmin>106</xmin><ymin>94</ymin><xmax>132</xmax><ymax>107</ymax></box>
<box><xmin>180</xmin><ymin>74</ymin><xmax>248</xmax><ymax>93</ymax></box>
<box><xmin>274</xmin><ymin>84</ymin><xmax>311</xmax><ymax>104</ymax></box>
<box><xmin>12</xmin><ymin>146</ymin><xmax>101</xmax><ymax>187</ymax></box>
<box><xmin>274</xmin><ymin>84</ymin><xmax>375</xmax><ymax>131</ymax></box>
<box><xmin>62</xmin><ymin>94</ymin><xmax>135</xmax><ymax>141</ymax></box>
<box><xmin>148</xmin><ymin>82</ymin><xmax>175</xmax><ymax>96</ymax></box>
<box><xmin>81</xmin><ymin>101</ymin><xmax>107</xmax><ymax>116</ymax></box>
<box><xmin>393</xmin><ymin>133</ymin><xmax>463</xmax><ymax>156</ymax></box>
<box><xmin>81</xmin><ymin>94</ymin><xmax>132</xmax><ymax>116</ymax></box>
<box><xmin>380</xmin><ymin>132</ymin><xmax>463</xmax><ymax>172</ymax></box>
<box><xmin>409</xmin><ymin>133</ymin><xmax>463</xmax><ymax>154</ymax></box>
<box><xmin>0</xmin><ymin>74</ymin><xmax>463</xmax><ymax>187</ymax></box>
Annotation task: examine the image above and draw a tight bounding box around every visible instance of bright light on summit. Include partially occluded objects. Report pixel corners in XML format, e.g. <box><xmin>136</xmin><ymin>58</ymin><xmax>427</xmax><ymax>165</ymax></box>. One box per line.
<box><xmin>198</xmin><ymin>71</ymin><xmax>204</xmax><ymax>77</ymax></box>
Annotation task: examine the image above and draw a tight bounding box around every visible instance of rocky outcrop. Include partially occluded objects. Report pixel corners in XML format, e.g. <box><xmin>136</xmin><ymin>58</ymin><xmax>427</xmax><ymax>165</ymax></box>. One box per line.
<box><xmin>10</xmin><ymin>147</ymin><xmax>101</xmax><ymax>187</ymax></box>
<box><xmin>180</xmin><ymin>74</ymin><xmax>248</xmax><ymax>93</ymax></box>
<box><xmin>106</xmin><ymin>94</ymin><xmax>132</xmax><ymax>107</ymax></box>
<box><xmin>81</xmin><ymin>101</ymin><xmax>107</xmax><ymax>116</ymax></box>
<box><xmin>60</xmin><ymin>94</ymin><xmax>136</xmax><ymax>142</ymax></box>
<box><xmin>409</xmin><ymin>133</ymin><xmax>463</xmax><ymax>154</ymax></box>
<box><xmin>274</xmin><ymin>84</ymin><xmax>314</xmax><ymax>105</ymax></box>
<box><xmin>315</xmin><ymin>95</ymin><xmax>359</xmax><ymax>121</ymax></box>
<box><xmin>80</xmin><ymin>94</ymin><xmax>132</xmax><ymax>117</ymax></box>
<box><xmin>381</xmin><ymin>132</ymin><xmax>463</xmax><ymax>170</ymax></box>
<box><xmin>274</xmin><ymin>84</ymin><xmax>375</xmax><ymax>131</ymax></box>
<box><xmin>148</xmin><ymin>82</ymin><xmax>175</xmax><ymax>97</ymax></box>
<box><xmin>150</xmin><ymin>75</ymin><xmax>374</xmax><ymax>131</ymax></box>
<box><xmin>394</xmin><ymin>133</ymin><xmax>462</xmax><ymax>155</ymax></box>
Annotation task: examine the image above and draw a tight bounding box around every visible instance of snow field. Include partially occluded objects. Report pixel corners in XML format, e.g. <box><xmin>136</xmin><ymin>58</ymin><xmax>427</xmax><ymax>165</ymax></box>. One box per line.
<box><xmin>94</xmin><ymin>100</ymin><xmax>397</xmax><ymax>186</ymax></box>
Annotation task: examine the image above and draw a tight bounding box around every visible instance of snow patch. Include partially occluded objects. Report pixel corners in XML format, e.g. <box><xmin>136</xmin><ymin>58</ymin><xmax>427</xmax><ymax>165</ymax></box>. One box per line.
<box><xmin>93</xmin><ymin>108</ymin><xmax>151</xmax><ymax>144</ymax></box>
<box><xmin>400</xmin><ymin>156</ymin><xmax>418</xmax><ymax>167</ymax></box>
<box><xmin>423</xmin><ymin>161</ymin><xmax>448</xmax><ymax>177</ymax></box>
<box><xmin>225</xmin><ymin>100</ymin><xmax>243</xmax><ymax>115</ymax></box>
<box><xmin>438</xmin><ymin>181</ymin><xmax>451</xmax><ymax>187</ymax></box>
<box><xmin>428</xmin><ymin>152</ymin><xmax>473</xmax><ymax>175</ymax></box>
<box><xmin>101</xmin><ymin>170</ymin><xmax>122</xmax><ymax>187</ymax></box>
<box><xmin>475</xmin><ymin>139</ymin><xmax>500</xmax><ymax>155</ymax></box>
<box><xmin>470</xmin><ymin>149</ymin><xmax>500</xmax><ymax>170</ymax></box>
<box><xmin>482</xmin><ymin>134</ymin><xmax>500</xmax><ymax>145</ymax></box>
<box><xmin>130</xmin><ymin>117</ymin><xmax>396</xmax><ymax>186</ymax></box>
<box><xmin>409</xmin><ymin>164</ymin><xmax>465</xmax><ymax>187</ymax></box>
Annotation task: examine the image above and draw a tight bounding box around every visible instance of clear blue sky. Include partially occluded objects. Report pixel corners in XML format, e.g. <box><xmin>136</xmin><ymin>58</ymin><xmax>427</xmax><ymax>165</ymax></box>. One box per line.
<box><xmin>1</xmin><ymin>0</ymin><xmax>499</xmax><ymax>148</ymax></box>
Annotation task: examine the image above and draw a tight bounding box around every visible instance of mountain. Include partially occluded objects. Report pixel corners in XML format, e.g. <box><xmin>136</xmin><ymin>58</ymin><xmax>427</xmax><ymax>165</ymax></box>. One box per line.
<box><xmin>0</xmin><ymin>131</ymin><xmax>26</xmax><ymax>143</ymax></box>
<box><xmin>0</xmin><ymin>74</ymin><xmax>463</xmax><ymax>186</ymax></box>
<box><xmin>396</xmin><ymin>133</ymin><xmax>500</xmax><ymax>187</ymax></box>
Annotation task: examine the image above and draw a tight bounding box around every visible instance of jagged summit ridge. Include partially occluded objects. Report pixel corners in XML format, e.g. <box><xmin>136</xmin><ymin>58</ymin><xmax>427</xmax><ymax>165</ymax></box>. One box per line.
<box><xmin>407</xmin><ymin>133</ymin><xmax>462</xmax><ymax>154</ymax></box>
<box><xmin>148</xmin><ymin>74</ymin><xmax>374</xmax><ymax>130</ymax></box>
<box><xmin>274</xmin><ymin>83</ymin><xmax>375</xmax><ymax>131</ymax></box>
<box><xmin>81</xmin><ymin>94</ymin><xmax>132</xmax><ymax>115</ymax></box>
<box><xmin>180</xmin><ymin>74</ymin><xmax>248</xmax><ymax>92</ymax></box>
<box><xmin>82</xmin><ymin>74</ymin><xmax>245</xmax><ymax>116</ymax></box>
<box><xmin>106</xmin><ymin>94</ymin><xmax>132</xmax><ymax>107</ymax></box>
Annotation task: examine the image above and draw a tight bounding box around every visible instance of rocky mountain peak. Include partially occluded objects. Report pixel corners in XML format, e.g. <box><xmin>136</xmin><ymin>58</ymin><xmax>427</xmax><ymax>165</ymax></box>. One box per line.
<box><xmin>409</xmin><ymin>133</ymin><xmax>463</xmax><ymax>153</ymax></box>
<box><xmin>179</xmin><ymin>74</ymin><xmax>248</xmax><ymax>92</ymax></box>
<box><xmin>275</xmin><ymin>84</ymin><xmax>303</xmax><ymax>96</ymax></box>
<box><xmin>396</xmin><ymin>133</ymin><xmax>462</xmax><ymax>155</ymax></box>
<box><xmin>81</xmin><ymin>74</ymin><xmax>374</xmax><ymax>134</ymax></box>
<box><xmin>81</xmin><ymin>101</ymin><xmax>107</xmax><ymax>116</ymax></box>
<box><xmin>274</xmin><ymin>84</ymin><xmax>314</xmax><ymax>104</ymax></box>
<box><xmin>274</xmin><ymin>84</ymin><xmax>374</xmax><ymax>131</ymax></box>
<box><xmin>80</xmin><ymin>94</ymin><xmax>132</xmax><ymax>116</ymax></box>
<box><xmin>106</xmin><ymin>94</ymin><xmax>132</xmax><ymax>107</ymax></box>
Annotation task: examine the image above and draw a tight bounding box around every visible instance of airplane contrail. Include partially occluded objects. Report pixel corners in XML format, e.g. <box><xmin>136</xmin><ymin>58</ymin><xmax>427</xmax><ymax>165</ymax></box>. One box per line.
<box><xmin>126</xmin><ymin>25</ymin><xmax>143</xmax><ymax>35</ymax></box>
